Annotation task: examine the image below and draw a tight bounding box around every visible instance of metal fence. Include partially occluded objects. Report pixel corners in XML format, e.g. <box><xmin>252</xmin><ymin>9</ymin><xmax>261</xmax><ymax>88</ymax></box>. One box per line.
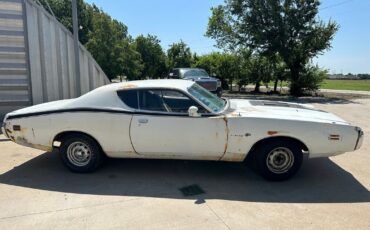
<box><xmin>0</xmin><ymin>0</ymin><xmax>110</xmax><ymax>117</ymax></box>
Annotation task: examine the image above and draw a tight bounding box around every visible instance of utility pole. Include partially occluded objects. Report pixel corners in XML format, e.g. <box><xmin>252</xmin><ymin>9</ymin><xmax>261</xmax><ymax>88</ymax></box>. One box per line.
<box><xmin>72</xmin><ymin>0</ymin><xmax>81</xmax><ymax>96</ymax></box>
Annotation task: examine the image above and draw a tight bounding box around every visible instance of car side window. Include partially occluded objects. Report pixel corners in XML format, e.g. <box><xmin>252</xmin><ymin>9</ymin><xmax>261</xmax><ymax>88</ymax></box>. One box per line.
<box><xmin>117</xmin><ymin>90</ymin><xmax>139</xmax><ymax>109</ymax></box>
<box><xmin>161</xmin><ymin>90</ymin><xmax>207</xmax><ymax>113</ymax></box>
<box><xmin>138</xmin><ymin>90</ymin><xmax>167</xmax><ymax>112</ymax></box>
<box><xmin>118</xmin><ymin>89</ymin><xmax>208</xmax><ymax>114</ymax></box>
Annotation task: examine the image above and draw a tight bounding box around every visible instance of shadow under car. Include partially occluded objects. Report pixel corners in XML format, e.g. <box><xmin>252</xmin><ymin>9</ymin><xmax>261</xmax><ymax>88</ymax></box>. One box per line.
<box><xmin>0</xmin><ymin>151</ymin><xmax>369</xmax><ymax>203</ymax></box>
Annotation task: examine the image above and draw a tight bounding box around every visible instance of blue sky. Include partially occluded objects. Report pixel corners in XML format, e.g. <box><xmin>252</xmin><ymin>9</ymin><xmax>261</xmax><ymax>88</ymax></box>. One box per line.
<box><xmin>85</xmin><ymin>0</ymin><xmax>370</xmax><ymax>74</ymax></box>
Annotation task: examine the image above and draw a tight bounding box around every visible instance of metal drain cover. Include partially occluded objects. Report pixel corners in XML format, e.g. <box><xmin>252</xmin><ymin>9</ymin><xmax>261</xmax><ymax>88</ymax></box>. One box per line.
<box><xmin>179</xmin><ymin>184</ymin><xmax>205</xmax><ymax>197</ymax></box>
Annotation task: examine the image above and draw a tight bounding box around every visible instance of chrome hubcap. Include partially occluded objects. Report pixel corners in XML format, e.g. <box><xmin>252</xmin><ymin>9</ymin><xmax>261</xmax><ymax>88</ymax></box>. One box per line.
<box><xmin>67</xmin><ymin>141</ymin><xmax>91</xmax><ymax>167</ymax></box>
<box><xmin>266</xmin><ymin>147</ymin><xmax>294</xmax><ymax>174</ymax></box>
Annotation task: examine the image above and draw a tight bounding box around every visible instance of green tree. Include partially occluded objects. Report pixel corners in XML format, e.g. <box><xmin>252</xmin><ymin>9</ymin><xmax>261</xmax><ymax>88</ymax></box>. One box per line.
<box><xmin>216</xmin><ymin>53</ymin><xmax>241</xmax><ymax>91</ymax></box>
<box><xmin>244</xmin><ymin>54</ymin><xmax>274</xmax><ymax>93</ymax></box>
<box><xmin>207</xmin><ymin>0</ymin><xmax>338</xmax><ymax>96</ymax></box>
<box><xmin>38</xmin><ymin>0</ymin><xmax>94</xmax><ymax>44</ymax></box>
<box><xmin>193</xmin><ymin>53</ymin><xmax>218</xmax><ymax>76</ymax></box>
<box><xmin>268</xmin><ymin>54</ymin><xmax>289</xmax><ymax>93</ymax></box>
<box><xmin>272</xmin><ymin>60</ymin><xmax>289</xmax><ymax>93</ymax></box>
<box><xmin>134</xmin><ymin>35</ymin><xmax>167</xmax><ymax>79</ymax></box>
<box><xmin>192</xmin><ymin>53</ymin><xmax>200</xmax><ymax>67</ymax></box>
<box><xmin>194</xmin><ymin>52</ymin><xmax>241</xmax><ymax>90</ymax></box>
<box><xmin>85</xmin><ymin>8</ymin><xmax>142</xmax><ymax>80</ymax></box>
<box><xmin>121</xmin><ymin>40</ymin><xmax>144</xmax><ymax>80</ymax></box>
<box><xmin>358</xmin><ymin>74</ymin><xmax>370</xmax><ymax>80</ymax></box>
<box><xmin>167</xmin><ymin>41</ymin><xmax>193</xmax><ymax>69</ymax></box>
<box><xmin>39</xmin><ymin>0</ymin><xmax>143</xmax><ymax>80</ymax></box>
<box><xmin>300</xmin><ymin>64</ymin><xmax>328</xmax><ymax>92</ymax></box>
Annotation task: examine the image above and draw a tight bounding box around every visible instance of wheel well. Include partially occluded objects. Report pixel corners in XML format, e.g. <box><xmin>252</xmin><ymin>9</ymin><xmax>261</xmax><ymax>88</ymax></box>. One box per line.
<box><xmin>246</xmin><ymin>136</ymin><xmax>309</xmax><ymax>161</ymax></box>
<box><xmin>53</xmin><ymin>131</ymin><xmax>103</xmax><ymax>152</ymax></box>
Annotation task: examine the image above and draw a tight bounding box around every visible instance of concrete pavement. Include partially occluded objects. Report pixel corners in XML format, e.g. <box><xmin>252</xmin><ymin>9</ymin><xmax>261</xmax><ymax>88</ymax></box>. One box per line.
<box><xmin>318</xmin><ymin>88</ymin><xmax>370</xmax><ymax>96</ymax></box>
<box><xmin>0</xmin><ymin>98</ymin><xmax>369</xmax><ymax>229</ymax></box>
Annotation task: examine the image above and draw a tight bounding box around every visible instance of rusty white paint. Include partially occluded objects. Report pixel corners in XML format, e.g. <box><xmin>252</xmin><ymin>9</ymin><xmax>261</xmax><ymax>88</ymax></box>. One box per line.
<box><xmin>130</xmin><ymin>115</ymin><xmax>227</xmax><ymax>160</ymax></box>
<box><xmin>2</xmin><ymin>79</ymin><xmax>363</xmax><ymax>161</ymax></box>
<box><xmin>120</xmin><ymin>83</ymin><xmax>138</xmax><ymax>89</ymax></box>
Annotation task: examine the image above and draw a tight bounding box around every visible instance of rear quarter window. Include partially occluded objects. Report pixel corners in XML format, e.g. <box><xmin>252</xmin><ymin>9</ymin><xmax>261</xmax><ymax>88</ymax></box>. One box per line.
<box><xmin>117</xmin><ymin>90</ymin><xmax>138</xmax><ymax>109</ymax></box>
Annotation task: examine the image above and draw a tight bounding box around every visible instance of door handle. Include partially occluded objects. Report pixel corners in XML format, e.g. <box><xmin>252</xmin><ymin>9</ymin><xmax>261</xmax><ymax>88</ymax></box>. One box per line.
<box><xmin>138</xmin><ymin>118</ymin><xmax>148</xmax><ymax>124</ymax></box>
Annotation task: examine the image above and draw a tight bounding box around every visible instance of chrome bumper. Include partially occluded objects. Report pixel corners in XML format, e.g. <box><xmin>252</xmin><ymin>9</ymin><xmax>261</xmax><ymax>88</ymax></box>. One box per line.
<box><xmin>1</xmin><ymin>124</ymin><xmax>7</xmax><ymax>138</ymax></box>
<box><xmin>354</xmin><ymin>127</ymin><xmax>364</xmax><ymax>150</ymax></box>
<box><xmin>1</xmin><ymin>120</ymin><xmax>10</xmax><ymax>139</ymax></box>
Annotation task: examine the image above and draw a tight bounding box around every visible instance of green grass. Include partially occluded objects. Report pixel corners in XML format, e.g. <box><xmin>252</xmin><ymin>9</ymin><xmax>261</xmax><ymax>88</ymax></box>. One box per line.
<box><xmin>265</xmin><ymin>79</ymin><xmax>370</xmax><ymax>91</ymax></box>
<box><xmin>320</xmin><ymin>79</ymin><xmax>370</xmax><ymax>91</ymax></box>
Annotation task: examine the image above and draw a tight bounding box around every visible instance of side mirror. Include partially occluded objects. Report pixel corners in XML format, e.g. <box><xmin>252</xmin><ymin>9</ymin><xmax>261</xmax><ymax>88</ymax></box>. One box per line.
<box><xmin>188</xmin><ymin>106</ymin><xmax>201</xmax><ymax>117</ymax></box>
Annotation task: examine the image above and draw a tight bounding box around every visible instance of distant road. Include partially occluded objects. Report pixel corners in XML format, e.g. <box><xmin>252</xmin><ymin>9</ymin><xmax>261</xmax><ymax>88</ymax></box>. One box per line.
<box><xmin>318</xmin><ymin>89</ymin><xmax>370</xmax><ymax>95</ymax></box>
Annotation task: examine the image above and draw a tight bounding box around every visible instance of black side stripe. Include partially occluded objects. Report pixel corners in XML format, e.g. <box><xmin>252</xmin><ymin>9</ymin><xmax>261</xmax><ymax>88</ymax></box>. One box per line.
<box><xmin>6</xmin><ymin>108</ymin><xmax>217</xmax><ymax>120</ymax></box>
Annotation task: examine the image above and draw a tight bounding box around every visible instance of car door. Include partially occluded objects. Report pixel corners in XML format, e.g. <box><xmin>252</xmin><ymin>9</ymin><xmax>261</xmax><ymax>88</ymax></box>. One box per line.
<box><xmin>129</xmin><ymin>89</ymin><xmax>227</xmax><ymax>160</ymax></box>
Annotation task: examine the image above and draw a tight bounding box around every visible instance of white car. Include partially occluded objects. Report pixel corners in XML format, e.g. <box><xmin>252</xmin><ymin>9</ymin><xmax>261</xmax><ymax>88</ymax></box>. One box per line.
<box><xmin>2</xmin><ymin>80</ymin><xmax>364</xmax><ymax>180</ymax></box>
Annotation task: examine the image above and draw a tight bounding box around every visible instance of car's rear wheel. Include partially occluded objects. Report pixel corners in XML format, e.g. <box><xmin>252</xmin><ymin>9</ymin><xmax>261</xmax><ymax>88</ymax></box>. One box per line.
<box><xmin>254</xmin><ymin>139</ymin><xmax>303</xmax><ymax>181</ymax></box>
<box><xmin>60</xmin><ymin>134</ymin><xmax>103</xmax><ymax>173</ymax></box>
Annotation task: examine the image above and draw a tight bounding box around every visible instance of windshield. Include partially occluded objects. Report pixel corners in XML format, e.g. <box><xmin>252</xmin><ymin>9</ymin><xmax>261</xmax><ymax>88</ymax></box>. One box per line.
<box><xmin>188</xmin><ymin>84</ymin><xmax>226</xmax><ymax>113</ymax></box>
<box><xmin>183</xmin><ymin>69</ymin><xmax>209</xmax><ymax>78</ymax></box>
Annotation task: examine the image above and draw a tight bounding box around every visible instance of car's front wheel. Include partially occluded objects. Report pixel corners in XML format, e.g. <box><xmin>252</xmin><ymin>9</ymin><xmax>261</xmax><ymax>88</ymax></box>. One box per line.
<box><xmin>59</xmin><ymin>134</ymin><xmax>103</xmax><ymax>173</ymax></box>
<box><xmin>254</xmin><ymin>139</ymin><xmax>303</xmax><ymax>181</ymax></box>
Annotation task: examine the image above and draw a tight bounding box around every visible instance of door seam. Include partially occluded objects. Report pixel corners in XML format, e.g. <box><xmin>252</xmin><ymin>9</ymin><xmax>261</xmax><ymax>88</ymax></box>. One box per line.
<box><xmin>218</xmin><ymin>116</ymin><xmax>229</xmax><ymax>161</ymax></box>
<box><xmin>128</xmin><ymin>115</ymin><xmax>139</xmax><ymax>154</ymax></box>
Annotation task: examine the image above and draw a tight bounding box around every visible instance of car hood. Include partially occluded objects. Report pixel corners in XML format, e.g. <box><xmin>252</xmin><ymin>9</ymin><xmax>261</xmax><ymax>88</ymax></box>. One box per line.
<box><xmin>228</xmin><ymin>99</ymin><xmax>349</xmax><ymax>125</ymax></box>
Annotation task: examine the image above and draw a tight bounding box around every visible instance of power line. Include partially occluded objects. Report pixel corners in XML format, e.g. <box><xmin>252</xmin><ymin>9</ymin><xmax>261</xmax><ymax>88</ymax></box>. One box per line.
<box><xmin>320</xmin><ymin>0</ymin><xmax>356</xmax><ymax>10</ymax></box>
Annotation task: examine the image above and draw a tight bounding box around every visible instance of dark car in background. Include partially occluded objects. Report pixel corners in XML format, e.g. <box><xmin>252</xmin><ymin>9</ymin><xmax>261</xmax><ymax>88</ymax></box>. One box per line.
<box><xmin>168</xmin><ymin>68</ymin><xmax>222</xmax><ymax>97</ymax></box>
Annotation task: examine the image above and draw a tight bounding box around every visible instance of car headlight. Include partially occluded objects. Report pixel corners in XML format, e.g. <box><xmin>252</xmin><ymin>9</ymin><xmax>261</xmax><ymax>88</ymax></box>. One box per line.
<box><xmin>217</xmin><ymin>80</ymin><xmax>221</xmax><ymax>87</ymax></box>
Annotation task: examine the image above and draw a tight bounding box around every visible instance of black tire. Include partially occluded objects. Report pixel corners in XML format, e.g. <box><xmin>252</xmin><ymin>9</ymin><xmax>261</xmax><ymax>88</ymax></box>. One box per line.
<box><xmin>59</xmin><ymin>134</ymin><xmax>103</xmax><ymax>173</ymax></box>
<box><xmin>254</xmin><ymin>139</ymin><xmax>303</xmax><ymax>181</ymax></box>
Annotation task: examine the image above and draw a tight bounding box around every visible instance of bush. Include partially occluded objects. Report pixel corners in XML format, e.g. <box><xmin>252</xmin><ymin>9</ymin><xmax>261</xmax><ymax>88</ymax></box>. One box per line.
<box><xmin>290</xmin><ymin>65</ymin><xmax>327</xmax><ymax>93</ymax></box>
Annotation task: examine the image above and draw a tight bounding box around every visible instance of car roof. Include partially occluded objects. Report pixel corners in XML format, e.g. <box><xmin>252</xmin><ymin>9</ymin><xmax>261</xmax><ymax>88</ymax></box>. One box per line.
<box><xmin>99</xmin><ymin>79</ymin><xmax>195</xmax><ymax>92</ymax></box>
<box><xmin>72</xmin><ymin>79</ymin><xmax>196</xmax><ymax>109</ymax></box>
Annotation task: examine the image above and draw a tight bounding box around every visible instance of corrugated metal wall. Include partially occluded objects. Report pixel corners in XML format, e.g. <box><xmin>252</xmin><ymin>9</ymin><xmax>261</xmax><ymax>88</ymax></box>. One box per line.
<box><xmin>0</xmin><ymin>0</ymin><xmax>110</xmax><ymax>117</ymax></box>
<box><xmin>0</xmin><ymin>0</ymin><xmax>30</xmax><ymax>116</ymax></box>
